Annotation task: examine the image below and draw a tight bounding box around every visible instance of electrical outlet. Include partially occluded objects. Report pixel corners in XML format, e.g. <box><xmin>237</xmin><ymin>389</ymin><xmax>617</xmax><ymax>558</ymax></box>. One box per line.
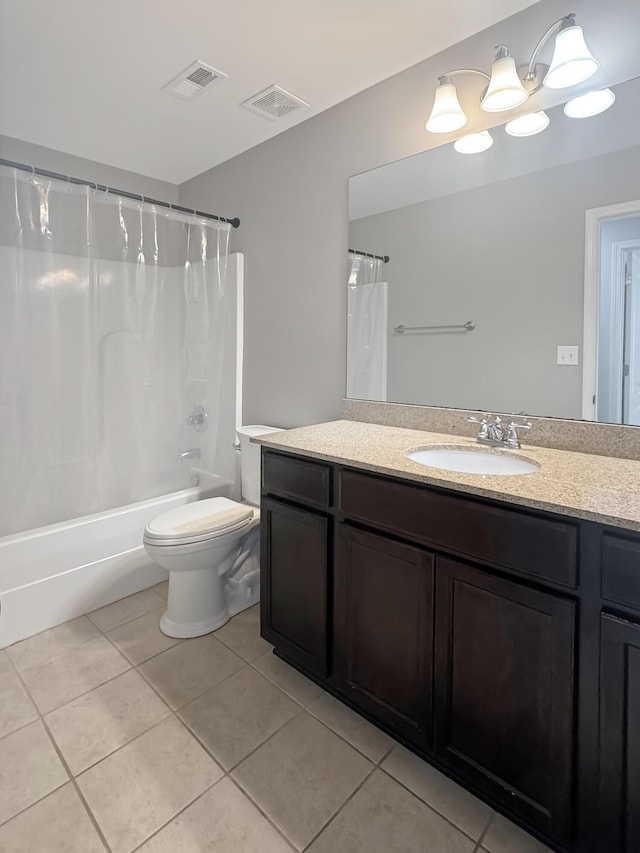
<box><xmin>557</xmin><ymin>346</ymin><xmax>579</xmax><ymax>366</ymax></box>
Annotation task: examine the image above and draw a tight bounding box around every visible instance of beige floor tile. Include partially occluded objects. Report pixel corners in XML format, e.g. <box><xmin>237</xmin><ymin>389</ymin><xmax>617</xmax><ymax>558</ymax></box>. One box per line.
<box><xmin>88</xmin><ymin>588</ymin><xmax>167</xmax><ymax>633</ymax></box>
<box><xmin>179</xmin><ymin>666</ymin><xmax>300</xmax><ymax>769</ymax></box>
<box><xmin>77</xmin><ymin>716</ymin><xmax>222</xmax><ymax>853</ymax></box>
<box><xmin>0</xmin><ymin>720</ymin><xmax>68</xmax><ymax>825</ymax></box>
<box><xmin>308</xmin><ymin>692</ymin><xmax>393</xmax><ymax>763</ymax></box>
<box><xmin>106</xmin><ymin>610</ymin><xmax>181</xmax><ymax>665</ymax></box>
<box><xmin>233</xmin><ymin>712</ymin><xmax>372</xmax><ymax>850</ymax></box>
<box><xmin>308</xmin><ymin>769</ymin><xmax>475</xmax><ymax>853</ymax></box>
<box><xmin>214</xmin><ymin>604</ymin><xmax>272</xmax><ymax>662</ymax></box>
<box><xmin>482</xmin><ymin>814</ymin><xmax>554</xmax><ymax>853</ymax></box>
<box><xmin>382</xmin><ymin>744</ymin><xmax>493</xmax><ymax>839</ymax></box>
<box><xmin>45</xmin><ymin>670</ymin><xmax>170</xmax><ymax>774</ymax></box>
<box><xmin>252</xmin><ymin>650</ymin><xmax>323</xmax><ymax>707</ymax></box>
<box><xmin>153</xmin><ymin>580</ymin><xmax>169</xmax><ymax>599</ymax></box>
<box><xmin>0</xmin><ymin>663</ymin><xmax>38</xmax><ymax>739</ymax></box>
<box><xmin>0</xmin><ymin>649</ymin><xmax>14</xmax><ymax>678</ymax></box>
<box><xmin>6</xmin><ymin>617</ymin><xmax>99</xmax><ymax>673</ymax></box>
<box><xmin>139</xmin><ymin>635</ymin><xmax>245</xmax><ymax>710</ymax></box>
<box><xmin>21</xmin><ymin>635</ymin><xmax>130</xmax><ymax>714</ymax></box>
<box><xmin>137</xmin><ymin>777</ymin><xmax>292</xmax><ymax>853</ymax></box>
<box><xmin>0</xmin><ymin>782</ymin><xmax>106</xmax><ymax>852</ymax></box>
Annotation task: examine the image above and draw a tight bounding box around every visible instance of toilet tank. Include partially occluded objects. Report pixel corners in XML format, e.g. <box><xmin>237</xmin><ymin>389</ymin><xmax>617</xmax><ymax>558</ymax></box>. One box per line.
<box><xmin>236</xmin><ymin>425</ymin><xmax>283</xmax><ymax>505</ymax></box>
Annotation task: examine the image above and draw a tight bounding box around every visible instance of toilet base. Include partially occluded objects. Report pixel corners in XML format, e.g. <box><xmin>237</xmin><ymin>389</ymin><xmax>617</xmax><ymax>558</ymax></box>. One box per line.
<box><xmin>160</xmin><ymin>608</ymin><xmax>229</xmax><ymax>639</ymax></box>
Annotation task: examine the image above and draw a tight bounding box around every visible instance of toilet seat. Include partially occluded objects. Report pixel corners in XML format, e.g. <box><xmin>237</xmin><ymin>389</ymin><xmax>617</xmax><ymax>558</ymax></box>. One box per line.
<box><xmin>143</xmin><ymin>497</ymin><xmax>254</xmax><ymax>547</ymax></box>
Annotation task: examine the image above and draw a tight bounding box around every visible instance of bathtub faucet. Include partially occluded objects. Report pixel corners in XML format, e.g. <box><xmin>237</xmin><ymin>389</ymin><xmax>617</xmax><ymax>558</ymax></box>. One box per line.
<box><xmin>177</xmin><ymin>448</ymin><xmax>201</xmax><ymax>464</ymax></box>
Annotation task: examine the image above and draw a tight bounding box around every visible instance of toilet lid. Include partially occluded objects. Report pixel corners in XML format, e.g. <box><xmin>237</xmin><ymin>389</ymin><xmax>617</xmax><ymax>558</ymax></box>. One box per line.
<box><xmin>144</xmin><ymin>497</ymin><xmax>253</xmax><ymax>543</ymax></box>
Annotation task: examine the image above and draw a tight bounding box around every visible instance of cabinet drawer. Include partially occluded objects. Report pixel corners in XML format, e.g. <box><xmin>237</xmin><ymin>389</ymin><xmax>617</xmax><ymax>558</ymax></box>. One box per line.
<box><xmin>339</xmin><ymin>469</ymin><xmax>578</xmax><ymax>589</ymax></box>
<box><xmin>602</xmin><ymin>531</ymin><xmax>640</xmax><ymax>612</ymax></box>
<box><xmin>262</xmin><ymin>451</ymin><xmax>332</xmax><ymax>509</ymax></box>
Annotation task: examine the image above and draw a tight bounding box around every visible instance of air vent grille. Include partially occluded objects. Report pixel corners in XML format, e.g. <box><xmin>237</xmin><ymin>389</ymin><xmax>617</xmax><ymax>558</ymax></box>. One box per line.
<box><xmin>162</xmin><ymin>61</ymin><xmax>227</xmax><ymax>101</ymax></box>
<box><xmin>185</xmin><ymin>67</ymin><xmax>216</xmax><ymax>88</ymax></box>
<box><xmin>242</xmin><ymin>85</ymin><xmax>310</xmax><ymax>120</ymax></box>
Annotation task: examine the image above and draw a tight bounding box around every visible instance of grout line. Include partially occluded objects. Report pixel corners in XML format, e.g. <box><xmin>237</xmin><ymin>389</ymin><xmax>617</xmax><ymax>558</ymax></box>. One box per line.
<box><xmin>4</xmin><ymin>616</ymin><xmax>103</xmax><ymax>674</ymax></box>
<box><xmin>133</xmin><ymin>647</ymin><xmax>249</xmax><ymax>714</ymax></box>
<box><xmin>226</xmin><ymin>776</ymin><xmax>299</xmax><ymax>852</ymax></box>
<box><xmin>476</xmin><ymin>810</ymin><xmax>495</xmax><ymax>850</ymax></box>
<box><xmin>5</xmin><ymin>633</ymin><xmax>135</xmax><ymax>717</ymax></box>
<box><xmin>87</xmin><ymin>592</ymin><xmax>168</xmax><ymax>635</ymax></box>
<box><xmin>300</xmin><ymin>761</ymin><xmax>378</xmax><ymax>851</ymax></box>
<box><xmin>128</xmin><ymin>776</ymin><xmax>225</xmax><ymax>853</ymax></box>
<box><xmin>39</xmin><ymin>717</ymin><xmax>113</xmax><ymax>853</ymax></box>
<box><xmin>377</xmin><ymin>762</ymin><xmax>486</xmax><ymax>846</ymax></box>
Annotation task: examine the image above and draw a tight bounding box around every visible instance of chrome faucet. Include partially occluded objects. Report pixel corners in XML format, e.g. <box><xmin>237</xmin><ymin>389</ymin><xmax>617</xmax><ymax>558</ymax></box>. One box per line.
<box><xmin>176</xmin><ymin>448</ymin><xmax>201</xmax><ymax>463</ymax></box>
<box><xmin>468</xmin><ymin>415</ymin><xmax>532</xmax><ymax>450</ymax></box>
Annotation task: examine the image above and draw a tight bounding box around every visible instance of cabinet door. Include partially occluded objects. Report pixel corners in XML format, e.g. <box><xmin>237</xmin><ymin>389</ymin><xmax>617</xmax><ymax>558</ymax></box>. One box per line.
<box><xmin>334</xmin><ymin>524</ymin><xmax>434</xmax><ymax>749</ymax></box>
<box><xmin>434</xmin><ymin>557</ymin><xmax>575</xmax><ymax>844</ymax></box>
<box><xmin>260</xmin><ymin>497</ymin><xmax>329</xmax><ymax>677</ymax></box>
<box><xmin>599</xmin><ymin>614</ymin><xmax>640</xmax><ymax>852</ymax></box>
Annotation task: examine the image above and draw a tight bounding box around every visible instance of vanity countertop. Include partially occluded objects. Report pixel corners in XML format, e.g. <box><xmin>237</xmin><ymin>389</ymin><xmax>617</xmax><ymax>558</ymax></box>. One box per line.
<box><xmin>253</xmin><ymin>419</ymin><xmax>640</xmax><ymax>531</ymax></box>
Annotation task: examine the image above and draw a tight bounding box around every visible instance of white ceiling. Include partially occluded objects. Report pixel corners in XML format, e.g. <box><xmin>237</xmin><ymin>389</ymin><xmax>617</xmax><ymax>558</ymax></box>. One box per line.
<box><xmin>0</xmin><ymin>0</ymin><xmax>539</xmax><ymax>185</ymax></box>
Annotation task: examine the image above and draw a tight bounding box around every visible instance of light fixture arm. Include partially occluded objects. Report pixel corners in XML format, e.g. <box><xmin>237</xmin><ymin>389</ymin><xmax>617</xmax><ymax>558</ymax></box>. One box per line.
<box><xmin>524</xmin><ymin>13</ymin><xmax>575</xmax><ymax>81</ymax></box>
<box><xmin>438</xmin><ymin>69</ymin><xmax>491</xmax><ymax>84</ymax></box>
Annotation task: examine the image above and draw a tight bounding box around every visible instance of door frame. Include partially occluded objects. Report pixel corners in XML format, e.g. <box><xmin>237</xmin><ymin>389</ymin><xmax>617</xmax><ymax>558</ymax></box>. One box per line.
<box><xmin>583</xmin><ymin>200</ymin><xmax>640</xmax><ymax>419</ymax></box>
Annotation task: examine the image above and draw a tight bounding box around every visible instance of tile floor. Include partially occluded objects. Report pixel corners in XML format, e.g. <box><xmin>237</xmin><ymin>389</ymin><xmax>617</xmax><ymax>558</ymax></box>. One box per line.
<box><xmin>0</xmin><ymin>583</ymin><xmax>553</xmax><ymax>853</ymax></box>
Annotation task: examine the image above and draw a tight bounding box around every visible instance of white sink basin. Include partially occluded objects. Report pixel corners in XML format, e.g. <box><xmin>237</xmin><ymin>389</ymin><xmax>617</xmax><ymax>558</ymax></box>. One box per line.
<box><xmin>407</xmin><ymin>446</ymin><xmax>540</xmax><ymax>476</ymax></box>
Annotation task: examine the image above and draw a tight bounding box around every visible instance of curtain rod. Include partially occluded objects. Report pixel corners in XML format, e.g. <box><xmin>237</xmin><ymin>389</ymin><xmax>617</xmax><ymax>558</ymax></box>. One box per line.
<box><xmin>0</xmin><ymin>158</ymin><xmax>240</xmax><ymax>229</ymax></box>
<box><xmin>348</xmin><ymin>248</ymin><xmax>389</xmax><ymax>263</ymax></box>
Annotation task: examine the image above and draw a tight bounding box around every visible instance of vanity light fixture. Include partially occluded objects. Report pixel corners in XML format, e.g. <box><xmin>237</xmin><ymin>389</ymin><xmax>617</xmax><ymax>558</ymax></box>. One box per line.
<box><xmin>504</xmin><ymin>110</ymin><xmax>550</xmax><ymax>137</ymax></box>
<box><xmin>563</xmin><ymin>87</ymin><xmax>615</xmax><ymax>118</ymax></box>
<box><xmin>481</xmin><ymin>47</ymin><xmax>529</xmax><ymax>112</ymax></box>
<box><xmin>425</xmin><ymin>78</ymin><xmax>469</xmax><ymax>132</ymax></box>
<box><xmin>425</xmin><ymin>13</ymin><xmax>599</xmax><ymax>133</ymax></box>
<box><xmin>542</xmin><ymin>19</ymin><xmax>599</xmax><ymax>89</ymax></box>
<box><xmin>453</xmin><ymin>131</ymin><xmax>494</xmax><ymax>154</ymax></box>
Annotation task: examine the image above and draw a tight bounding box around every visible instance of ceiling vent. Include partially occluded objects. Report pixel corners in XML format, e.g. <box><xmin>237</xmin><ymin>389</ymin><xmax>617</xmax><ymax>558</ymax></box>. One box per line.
<box><xmin>162</xmin><ymin>61</ymin><xmax>227</xmax><ymax>101</ymax></box>
<box><xmin>241</xmin><ymin>84</ymin><xmax>309</xmax><ymax>120</ymax></box>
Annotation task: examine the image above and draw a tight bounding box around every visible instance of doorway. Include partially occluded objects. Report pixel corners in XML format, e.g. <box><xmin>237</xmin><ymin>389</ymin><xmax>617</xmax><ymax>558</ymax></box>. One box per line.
<box><xmin>583</xmin><ymin>202</ymin><xmax>640</xmax><ymax>424</ymax></box>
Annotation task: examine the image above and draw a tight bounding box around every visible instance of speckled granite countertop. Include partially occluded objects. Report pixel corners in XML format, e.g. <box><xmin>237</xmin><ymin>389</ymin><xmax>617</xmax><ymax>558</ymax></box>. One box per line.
<box><xmin>254</xmin><ymin>420</ymin><xmax>640</xmax><ymax>532</ymax></box>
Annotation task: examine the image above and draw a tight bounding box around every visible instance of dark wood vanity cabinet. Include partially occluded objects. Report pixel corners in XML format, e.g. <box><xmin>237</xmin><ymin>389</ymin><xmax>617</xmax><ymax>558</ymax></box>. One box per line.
<box><xmin>334</xmin><ymin>524</ymin><xmax>434</xmax><ymax>749</ymax></box>
<box><xmin>260</xmin><ymin>448</ymin><xmax>640</xmax><ymax>853</ymax></box>
<box><xmin>434</xmin><ymin>556</ymin><xmax>575</xmax><ymax>843</ymax></box>
<box><xmin>599</xmin><ymin>614</ymin><xmax>640</xmax><ymax>852</ymax></box>
<box><xmin>260</xmin><ymin>496</ymin><xmax>329</xmax><ymax>677</ymax></box>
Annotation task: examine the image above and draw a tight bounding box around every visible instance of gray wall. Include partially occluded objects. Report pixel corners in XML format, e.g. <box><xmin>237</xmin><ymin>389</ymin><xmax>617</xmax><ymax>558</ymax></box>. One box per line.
<box><xmin>349</xmin><ymin>145</ymin><xmax>640</xmax><ymax>420</ymax></box>
<box><xmin>0</xmin><ymin>135</ymin><xmax>178</xmax><ymax>203</ymax></box>
<box><xmin>178</xmin><ymin>0</ymin><xmax>640</xmax><ymax>428</ymax></box>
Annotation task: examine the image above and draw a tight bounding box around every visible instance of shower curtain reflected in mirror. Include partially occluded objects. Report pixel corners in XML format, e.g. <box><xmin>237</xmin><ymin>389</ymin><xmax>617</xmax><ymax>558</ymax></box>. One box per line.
<box><xmin>0</xmin><ymin>166</ymin><xmax>232</xmax><ymax>536</ymax></box>
<box><xmin>346</xmin><ymin>254</ymin><xmax>388</xmax><ymax>401</ymax></box>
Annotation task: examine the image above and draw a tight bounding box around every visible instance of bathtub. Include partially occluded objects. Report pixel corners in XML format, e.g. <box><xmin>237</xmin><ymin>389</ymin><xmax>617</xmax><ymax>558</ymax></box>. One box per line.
<box><xmin>0</xmin><ymin>476</ymin><xmax>233</xmax><ymax>649</ymax></box>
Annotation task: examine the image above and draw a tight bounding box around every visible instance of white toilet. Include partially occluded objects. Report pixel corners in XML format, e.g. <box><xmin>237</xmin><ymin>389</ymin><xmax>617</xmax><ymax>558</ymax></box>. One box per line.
<box><xmin>143</xmin><ymin>425</ymin><xmax>282</xmax><ymax>638</ymax></box>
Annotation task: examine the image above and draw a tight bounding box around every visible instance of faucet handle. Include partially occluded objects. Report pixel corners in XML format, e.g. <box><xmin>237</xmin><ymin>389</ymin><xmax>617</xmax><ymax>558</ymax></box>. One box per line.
<box><xmin>468</xmin><ymin>415</ymin><xmax>489</xmax><ymax>439</ymax></box>
<box><xmin>506</xmin><ymin>420</ymin><xmax>532</xmax><ymax>448</ymax></box>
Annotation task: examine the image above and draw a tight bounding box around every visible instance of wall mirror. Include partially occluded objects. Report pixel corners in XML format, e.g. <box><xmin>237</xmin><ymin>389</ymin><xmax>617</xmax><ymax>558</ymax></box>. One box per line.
<box><xmin>347</xmin><ymin>74</ymin><xmax>640</xmax><ymax>425</ymax></box>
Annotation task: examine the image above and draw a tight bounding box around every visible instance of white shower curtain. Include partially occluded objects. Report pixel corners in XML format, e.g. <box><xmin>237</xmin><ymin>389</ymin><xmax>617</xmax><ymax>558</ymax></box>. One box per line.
<box><xmin>0</xmin><ymin>166</ymin><xmax>232</xmax><ymax>536</ymax></box>
<box><xmin>347</xmin><ymin>255</ymin><xmax>388</xmax><ymax>401</ymax></box>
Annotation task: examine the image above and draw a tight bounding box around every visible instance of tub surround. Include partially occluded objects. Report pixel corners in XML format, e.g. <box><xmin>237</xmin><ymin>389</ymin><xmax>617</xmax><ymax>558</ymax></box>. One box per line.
<box><xmin>253</xmin><ymin>419</ymin><xmax>640</xmax><ymax>532</ymax></box>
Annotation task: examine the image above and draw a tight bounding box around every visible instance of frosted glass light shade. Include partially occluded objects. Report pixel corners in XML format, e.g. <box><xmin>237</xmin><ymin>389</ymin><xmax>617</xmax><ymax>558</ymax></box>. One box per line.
<box><xmin>505</xmin><ymin>111</ymin><xmax>550</xmax><ymax>137</ymax></box>
<box><xmin>544</xmin><ymin>25</ymin><xmax>599</xmax><ymax>89</ymax></box>
<box><xmin>481</xmin><ymin>54</ymin><xmax>528</xmax><ymax>112</ymax></box>
<box><xmin>425</xmin><ymin>82</ymin><xmax>468</xmax><ymax>133</ymax></box>
<box><xmin>564</xmin><ymin>88</ymin><xmax>615</xmax><ymax>118</ymax></box>
<box><xmin>454</xmin><ymin>131</ymin><xmax>494</xmax><ymax>154</ymax></box>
